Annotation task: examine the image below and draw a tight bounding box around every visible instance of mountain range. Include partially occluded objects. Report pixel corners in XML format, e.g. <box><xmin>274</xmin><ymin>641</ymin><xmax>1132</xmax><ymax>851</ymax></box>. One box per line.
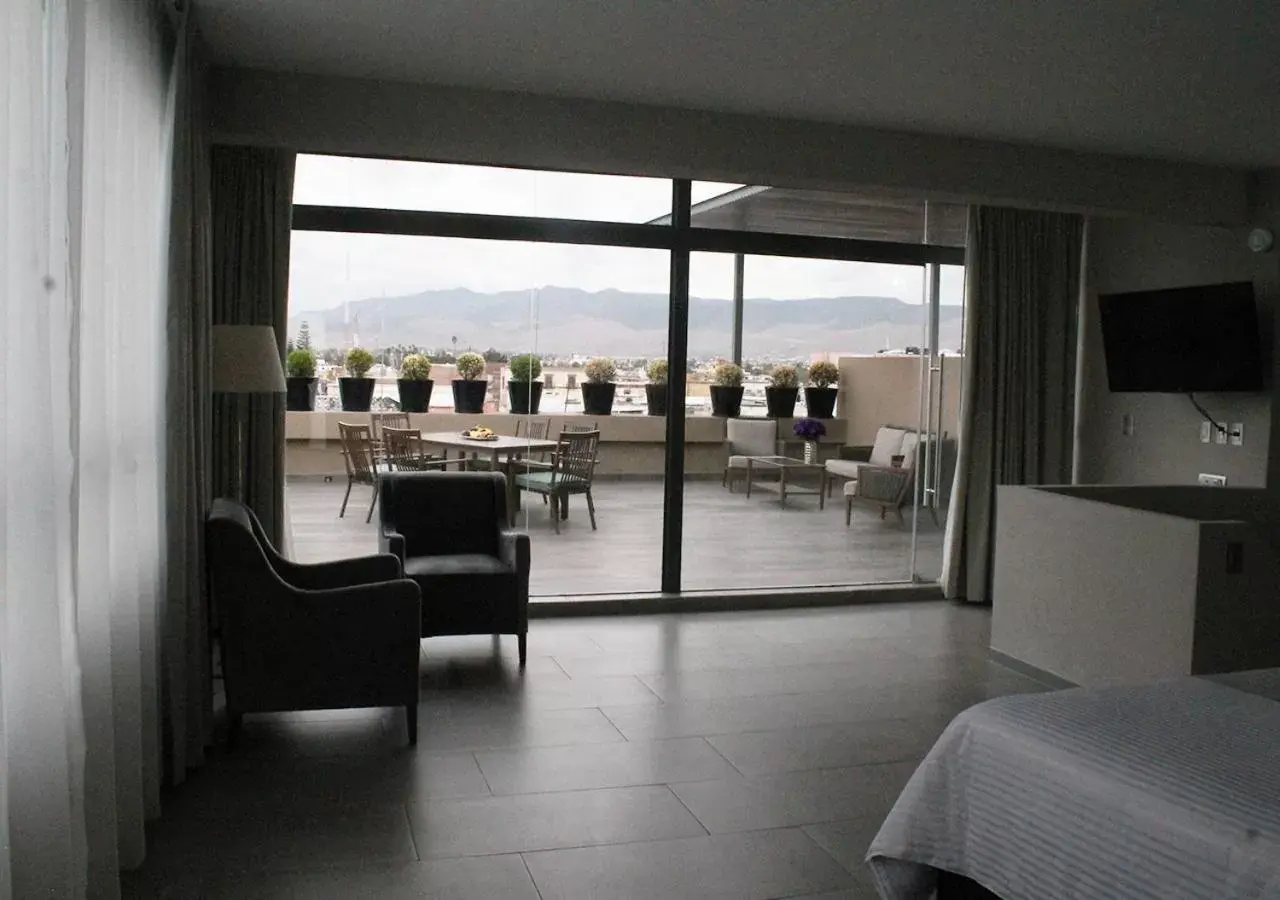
<box><xmin>288</xmin><ymin>286</ymin><xmax>963</xmax><ymax>357</ymax></box>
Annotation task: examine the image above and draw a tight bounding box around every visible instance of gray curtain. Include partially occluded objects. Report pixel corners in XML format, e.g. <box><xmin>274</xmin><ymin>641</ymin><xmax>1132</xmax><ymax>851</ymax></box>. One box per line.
<box><xmin>210</xmin><ymin>145</ymin><xmax>296</xmax><ymax>545</ymax></box>
<box><xmin>941</xmin><ymin>206</ymin><xmax>1085</xmax><ymax>604</ymax></box>
<box><xmin>162</xmin><ymin>6</ymin><xmax>212</xmax><ymax>785</ymax></box>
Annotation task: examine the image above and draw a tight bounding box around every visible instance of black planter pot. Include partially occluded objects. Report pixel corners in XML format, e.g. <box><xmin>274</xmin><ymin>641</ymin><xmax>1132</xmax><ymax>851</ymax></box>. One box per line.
<box><xmin>397</xmin><ymin>379</ymin><xmax>433</xmax><ymax>413</ymax></box>
<box><xmin>710</xmin><ymin>385</ymin><xmax>745</xmax><ymax>418</ymax></box>
<box><xmin>508</xmin><ymin>381</ymin><xmax>543</xmax><ymax>415</ymax></box>
<box><xmin>286</xmin><ymin>377</ymin><xmax>317</xmax><ymax>412</ymax></box>
<box><xmin>452</xmin><ymin>379</ymin><xmax>488</xmax><ymax>414</ymax></box>
<box><xmin>581</xmin><ymin>382</ymin><xmax>616</xmax><ymax>416</ymax></box>
<box><xmin>805</xmin><ymin>386</ymin><xmax>838</xmax><ymax>419</ymax></box>
<box><xmin>765</xmin><ymin>386</ymin><xmax>800</xmax><ymax>418</ymax></box>
<box><xmin>645</xmin><ymin>383</ymin><xmax>668</xmax><ymax>417</ymax></box>
<box><xmin>339</xmin><ymin>377</ymin><xmax>375</xmax><ymax>411</ymax></box>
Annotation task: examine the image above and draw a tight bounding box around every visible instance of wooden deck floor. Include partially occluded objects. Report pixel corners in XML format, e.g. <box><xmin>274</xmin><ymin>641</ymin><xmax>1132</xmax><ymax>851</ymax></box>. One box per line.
<box><xmin>286</xmin><ymin>478</ymin><xmax>947</xmax><ymax>597</ymax></box>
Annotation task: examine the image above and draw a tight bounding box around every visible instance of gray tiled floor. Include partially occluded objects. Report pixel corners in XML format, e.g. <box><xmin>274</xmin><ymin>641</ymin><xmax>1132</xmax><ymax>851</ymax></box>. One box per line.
<box><xmin>123</xmin><ymin>603</ymin><xmax>1046</xmax><ymax>899</ymax></box>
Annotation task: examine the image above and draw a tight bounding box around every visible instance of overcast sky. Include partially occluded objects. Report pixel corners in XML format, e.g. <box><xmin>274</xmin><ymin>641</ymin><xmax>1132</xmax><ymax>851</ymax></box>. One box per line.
<box><xmin>289</xmin><ymin>155</ymin><xmax>962</xmax><ymax>312</ymax></box>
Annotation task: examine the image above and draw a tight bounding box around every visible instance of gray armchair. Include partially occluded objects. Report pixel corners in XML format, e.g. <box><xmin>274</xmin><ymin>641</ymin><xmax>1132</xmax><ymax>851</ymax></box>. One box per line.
<box><xmin>206</xmin><ymin>498</ymin><xmax>422</xmax><ymax>744</ymax></box>
<box><xmin>378</xmin><ymin>472</ymin><xmax>532</xmax><ymax>665</ymax></box>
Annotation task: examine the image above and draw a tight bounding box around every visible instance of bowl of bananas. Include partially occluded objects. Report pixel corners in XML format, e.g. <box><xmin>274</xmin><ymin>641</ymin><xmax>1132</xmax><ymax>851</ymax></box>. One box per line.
<box><xmin>461</xmin><ymin>425</ymin><xmax>498</xmax><ymax>441</ymax></box>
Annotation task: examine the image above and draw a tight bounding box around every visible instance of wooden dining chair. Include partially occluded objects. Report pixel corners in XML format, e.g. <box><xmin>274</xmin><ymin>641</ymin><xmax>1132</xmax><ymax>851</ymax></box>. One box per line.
<box><xmin>514</xmin><ymin>430</ymin><xmax>601</xmax><ymax>534</ymax></box>
<box><xmin>370</xmin><ymin>412</ymin><xmax>411</xmax><ymax>464</ymax></box>
<box><xmin>382</xmin><ymin>426</ymin><xmax>449</xmax><ymax>473</ymax></box>
<box><xmin>337</xmin><ymin>422</ymin><xmax>382</xmax><ymax>522</ymax></box>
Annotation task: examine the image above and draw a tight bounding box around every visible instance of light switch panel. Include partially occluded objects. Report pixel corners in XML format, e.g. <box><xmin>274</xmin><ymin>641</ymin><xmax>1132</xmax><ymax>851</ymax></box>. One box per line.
<box><xmin>1230</xmin><ymin>423</ymin><xmax>1244</xmax><ymax>446</ymax></box>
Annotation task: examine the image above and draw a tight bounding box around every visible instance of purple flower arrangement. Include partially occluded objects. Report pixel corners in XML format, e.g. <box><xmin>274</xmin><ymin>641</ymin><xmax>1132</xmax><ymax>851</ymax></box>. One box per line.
<box><xmin>793</xmin><ymin>418</ymin><xmax>826</xmax><ymax>440</ymax></box>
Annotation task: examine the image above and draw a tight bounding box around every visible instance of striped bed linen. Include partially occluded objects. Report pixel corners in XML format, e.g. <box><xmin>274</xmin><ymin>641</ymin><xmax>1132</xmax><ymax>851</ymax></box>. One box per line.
<box><xmin>866</xmin><ymin>670</ymin><xmax>1280</xmax><ymax>900</ymax></box>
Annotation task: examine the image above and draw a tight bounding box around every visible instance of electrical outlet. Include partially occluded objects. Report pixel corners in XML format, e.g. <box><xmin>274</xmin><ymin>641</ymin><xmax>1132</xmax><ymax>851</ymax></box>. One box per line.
<box><xmin>1198</xmin><ymin>473</ymin><xmax>1228</xmax><ymax>487</ymax></box>
<box><xmin>1121</xmin><ymin>413</ymin><xmax>1134</xmax><ymax>436</ymax></box>
<box><xmin>1214</xmin><ymin>426</ymin><xmax>1228</xmax><ymax>445</ymax></box>
<box><xmin>1199</xmin><ymin>421</ymin><xmax>1212</xmax><ymax>443</ymax></box>
<box><xmin>1230</xmin><ymin>423</ymin><xmax>1244</xmax><ymax>446</ymax></box>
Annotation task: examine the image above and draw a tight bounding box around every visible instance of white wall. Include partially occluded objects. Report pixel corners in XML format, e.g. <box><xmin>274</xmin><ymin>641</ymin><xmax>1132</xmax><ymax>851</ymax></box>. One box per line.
<box><xmin>1076</xmin><ymin>219</ymin><xmax>1280</xmax><ymax>487</ymax></box>
<box><xmin>991</xmin><ymin>486</ymin><xmax>1201</xmax><ymax>686</ymax></box>
<box><xmin>206</xmin><ymin>68</ymin><xmax>1251</xmax><ymax>225</ymax></box>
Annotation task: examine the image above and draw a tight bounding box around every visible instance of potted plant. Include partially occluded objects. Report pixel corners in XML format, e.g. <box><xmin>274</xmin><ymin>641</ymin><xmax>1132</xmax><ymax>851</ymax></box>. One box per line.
<box><xmin>710</xmin><ymin>361</ymin><xmax>744</xmax><ymax>417</ymax></box>
<box><xmin>805</xmin><ymin>360</ymin><xmax>840</xmax><ymax>419</ymax></box>
<box><xmin>581</xmin><ymin>356</ymin><xmax>617</xmax><ymax>416</ymax></box>
<box><xmin>285</xmin><ymin>348</ymin><xmax>317</xmax><ymax>411</ymax></box>
<box><xmin>397</xmin><ymin>353</ymin><xmax>433</xmax><ymax>413</ymax></box>
<box><xmin>507</xmin><ymin>353</ymin><xmax>543</xmax><ymax>414</ymax></box>
<box><xmin>765</xmin><ymin>364</ymin><xmax>800</xmax><ymax>418</ymax></box>
<box><xmin>644</xmin><ymin>358</ymin><xmax>668</xmax><ymax>417</ymax></box>
<box><xmin>452</xmin><ymin>351</ymin><xmax>488</xmax><ymax>413</ymax></box>
<box><xmin>794</xmin><ymin>417</ymin><xmax>827</xmax><ymax>464</ymax></box>
<box><xmin>339</xmin><ymin>347</ymin><xmax>376</xmax><ymax>411</ymax></box>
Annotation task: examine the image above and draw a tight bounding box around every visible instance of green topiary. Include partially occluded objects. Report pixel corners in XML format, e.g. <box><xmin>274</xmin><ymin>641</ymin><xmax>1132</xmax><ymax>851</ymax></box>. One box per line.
<box><xmin>344</xmin><ymin>347</ymin><xmax>375</xmax><ymax>378</ymax></box>
<box><xmin>286</xmin><ymin>348</ymin><xmax>316</xmax><ymax>378</ymax></box>
<box><xmin>712</xmin><ymin>361</ymin><xmax>743</xmax><ymax>387</ymax></box>
<box><xmin>768</xmin><ymin>364</ymin><xmax>800</xmax><ymax>388</ymax></box>
<box><xmin>455</xmin><ymin>351</ymin><xmax>486</xmax><ymax>380</ymax></box>
<box><xmin>807</xmin><ymin>360</ymin><xmax>839</xmax><ymax>388</ymax></box>
<box><xmin>508</xmin><ymin>353</ymin><xmax>543</xmax><ymax>382</ymax></box>
<box><xmin>645</xmin><ymin>358</ymin><xmax>668</xmax><ymax>384</ymax></box>
<box><xmin>584</xmin><ymin>356</ymin><xmax>616</xmax><ymax>383</ymax></box>
<box><xmin>399</xmin><ymin>353</ymin><xmax>432</xmax><ymax>380</ymax></box>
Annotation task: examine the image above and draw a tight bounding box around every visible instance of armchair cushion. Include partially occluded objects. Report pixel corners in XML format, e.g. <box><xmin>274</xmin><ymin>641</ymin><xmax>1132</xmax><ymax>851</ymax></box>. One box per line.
<box><xmin>868</xmin><ymin>427</ymin><xmax>907</xmax><ymax>466</ymax></box>
<box><xmin>404</xmin><ymin>554</ymin><xmax>514</xmax><ymax>578</ymax></box>
<box><xmin>726</xmin><ymin>419</ymin><xmax>778</xmax><ymax>457</ymax></box>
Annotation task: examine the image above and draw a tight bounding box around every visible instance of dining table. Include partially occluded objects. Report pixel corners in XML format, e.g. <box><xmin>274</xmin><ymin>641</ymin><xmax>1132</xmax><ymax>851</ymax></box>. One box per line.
<box><xmin>416</xmin><ymin>431</ymin><xmax>560</xmax><ymax>521</ymax></box>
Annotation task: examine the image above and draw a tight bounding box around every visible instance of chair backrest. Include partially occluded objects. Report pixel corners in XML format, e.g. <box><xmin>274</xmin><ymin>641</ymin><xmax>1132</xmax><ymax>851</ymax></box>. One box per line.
<box><xmin>370</xmin><ymin>412</ymin><xmax>410</xmax><ymax>442</ymax></box>
<box><xmin>338</xmin><ymin>422</ymin><xmax>378</xmax><ymax>484</ymax></box>
<box><xmin>553</xmin><ymin>430</ymin><xmax>600</xmax><ymax>485</ymax></box>
<box><xmin>207</xmin><ymin>498</ymin><xmax>284</xmax><ymax>626</ymax></box>
<box><xmin>522</xmin><ymin>419</ymin><xmax>550</xmax><ymax>440</ymax></box>
<box><xmin>868</xmin><ymin>426</ymin><xmax>908</xmax><ymax>466</ymax></box>
<box><xmin>379</xmin><ymin>472</ymin><xmax>505</xmax><ymax>557</ymax></box>
<box><xmin>382</xmin><ymin>426</ymin><xmax>426</xmax><ymax>469</ymax></box>
<box><xmin>561</xmin><ymin>420</ymin><xmax>596</xmax><ymax>433</ymax></box>
<box><xmin>727</xmin><ymin>418</ymin><xmax>777</xmax><ymax>457</ymax></box>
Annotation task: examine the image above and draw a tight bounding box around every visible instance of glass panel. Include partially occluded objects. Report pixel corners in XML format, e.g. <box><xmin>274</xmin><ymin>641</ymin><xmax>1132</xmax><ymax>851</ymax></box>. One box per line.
<box><xmin>910</xmin><ymin>263</ymin><xmax>966</xmax><ymax>583</ymax></box>
<box><xmin>682</xmin><ymin>252</ymin><xmax>927</xmax><ymax>591</ymax></box>
<box><xmin>294</xmin><ymin>154</ymin><xmax>674</xmax><ymax>224</ymax></box>
<box><xmin>689</xmin><ymin>182</ymin><xmax>967</xmax><ymax>246</ymax></box>
<box><xmin>285</xmin><ymin>226</ymin><xmax>669</xmax><ymax>597</ymax></box>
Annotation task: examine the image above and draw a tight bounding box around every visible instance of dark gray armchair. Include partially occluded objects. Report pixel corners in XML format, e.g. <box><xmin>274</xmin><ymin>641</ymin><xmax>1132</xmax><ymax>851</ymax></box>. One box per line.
<box><xmin>206</xmin><ymin>498</ymin><xmax>422</xmax><ymax>744</ymax></box>
<box><xmin>378</xmin><ymin>472</ymin><xmax>532</xmax><ymax>665</ymax></box>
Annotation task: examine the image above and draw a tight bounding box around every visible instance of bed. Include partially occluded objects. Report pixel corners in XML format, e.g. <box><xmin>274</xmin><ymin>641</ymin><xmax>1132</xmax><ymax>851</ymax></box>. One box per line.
<box><xmin>866</xmin><ymin>668</ymin><xmax>1280</xmax><ymax>900</ymax></box>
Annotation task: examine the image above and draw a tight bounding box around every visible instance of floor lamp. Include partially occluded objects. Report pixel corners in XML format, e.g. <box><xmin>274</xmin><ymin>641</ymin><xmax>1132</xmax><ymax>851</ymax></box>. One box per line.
<box><xmin>211</xmin><ymin>325</ymin><xmax>286</xmax><ymax>503</ymax></box>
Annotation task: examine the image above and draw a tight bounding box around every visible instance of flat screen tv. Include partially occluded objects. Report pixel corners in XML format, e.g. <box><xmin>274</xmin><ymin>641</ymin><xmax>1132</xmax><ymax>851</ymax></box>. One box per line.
<box><xmin>1098</xmin><ymin>281</ymin><xmax>1264</xmax><ymax>393</ymax></box>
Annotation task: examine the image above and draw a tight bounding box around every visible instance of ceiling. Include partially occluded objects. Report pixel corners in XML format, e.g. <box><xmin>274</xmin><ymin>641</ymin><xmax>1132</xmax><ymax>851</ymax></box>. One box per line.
<box><xmin>194</xmin><ymin>0</ymin><xmax>1280</xmax><ymax>168</ymax></box>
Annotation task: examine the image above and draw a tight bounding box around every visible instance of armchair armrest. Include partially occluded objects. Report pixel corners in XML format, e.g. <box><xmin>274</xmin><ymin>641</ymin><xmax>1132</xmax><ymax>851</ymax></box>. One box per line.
<box><xmin>499</xmin><ymin>528</ymin><xmax>531</xmax><ymax>576</ymax></box>
<box><xmin>855</xmin><ymin>465</ymin><xmax>913</xmax><ymax>503</ymax></box>
<box><xmin>380</xmin><ymin>526</ymin><xmax>407</xmax><ymax>563</ymax></box>
<box><xmin>272</xmin><ymin>553</ymin><xmax>402</xmax><ymax>590</ymax></box>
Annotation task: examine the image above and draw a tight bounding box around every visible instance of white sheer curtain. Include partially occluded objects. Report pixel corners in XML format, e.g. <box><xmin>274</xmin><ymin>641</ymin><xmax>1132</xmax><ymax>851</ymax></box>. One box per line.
<box><xmin>2</xmin><ymin>0</ymin><xmax>176</xmax><ymax>896</ymax></box>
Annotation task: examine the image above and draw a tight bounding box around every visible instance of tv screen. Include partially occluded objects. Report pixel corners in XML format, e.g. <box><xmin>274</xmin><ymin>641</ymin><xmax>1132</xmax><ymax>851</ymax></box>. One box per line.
<box><xmin>1098</xmin><ymin>281</ymin><xmax>1263</xmax><ymax>393</ymax></box>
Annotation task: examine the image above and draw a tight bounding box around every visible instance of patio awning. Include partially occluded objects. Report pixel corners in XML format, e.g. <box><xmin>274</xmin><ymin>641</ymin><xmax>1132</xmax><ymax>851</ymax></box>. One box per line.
<box><xmin>650</xmin><ymin>186</ymin><xmax>967</xmax><ymax>248</ymax></box>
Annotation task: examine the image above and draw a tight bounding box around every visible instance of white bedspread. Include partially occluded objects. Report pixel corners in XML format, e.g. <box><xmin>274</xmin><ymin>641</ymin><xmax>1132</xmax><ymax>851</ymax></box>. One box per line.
<box><xmin>866</xmin><ymin>672</ymin><xmax>1280</xmax><ymax>900</ymax></box>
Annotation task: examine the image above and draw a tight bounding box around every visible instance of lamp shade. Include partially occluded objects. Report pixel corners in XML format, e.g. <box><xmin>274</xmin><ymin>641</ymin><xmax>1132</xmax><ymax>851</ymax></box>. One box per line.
<box><xmin>211</xmin><ymin>325</ymin><xmax>287</xmax><ymax>394</ymax></box>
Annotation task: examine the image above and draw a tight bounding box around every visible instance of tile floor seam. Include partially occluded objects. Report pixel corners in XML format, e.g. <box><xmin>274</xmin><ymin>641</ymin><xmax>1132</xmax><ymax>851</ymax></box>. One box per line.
<box><xmin>792</xmin><ymin>825</ymin><xmax>869</xmax><ymax>884</ymax></box>
<box><xmin>518</xmin><ymin>853</ymin><xmax>548</xmax><ymax>900</ymax></box>
<box><xmin>401</xmin><ymin>803</ymin><xmax>422</xmax><ymax>862</ymax></box>
<box><xmin>663</xmin><ymin>783</ymin><xmax>711</xmax><ymax>836</ymax></box>
<box><xmin>472</xmin><ymin>751</ymin><xmax>496</xmax><ymax>795</ymax></box>
<box><xmin>697</xmin><ymin>734</ymin><xmax>748</xmax><ymax>777</ymax></box>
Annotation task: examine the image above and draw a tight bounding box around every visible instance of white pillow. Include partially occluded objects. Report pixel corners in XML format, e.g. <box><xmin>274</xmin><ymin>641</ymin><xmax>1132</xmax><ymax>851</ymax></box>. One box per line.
<box><xmin>869</xmin><ymin>427</ymin><xmax>906</xmax><ymax>466</ymax></box>
<box><xmin>899</xmin><ymin>432</ymin><xmax>920</xmax><ymax>469</ymax></box>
